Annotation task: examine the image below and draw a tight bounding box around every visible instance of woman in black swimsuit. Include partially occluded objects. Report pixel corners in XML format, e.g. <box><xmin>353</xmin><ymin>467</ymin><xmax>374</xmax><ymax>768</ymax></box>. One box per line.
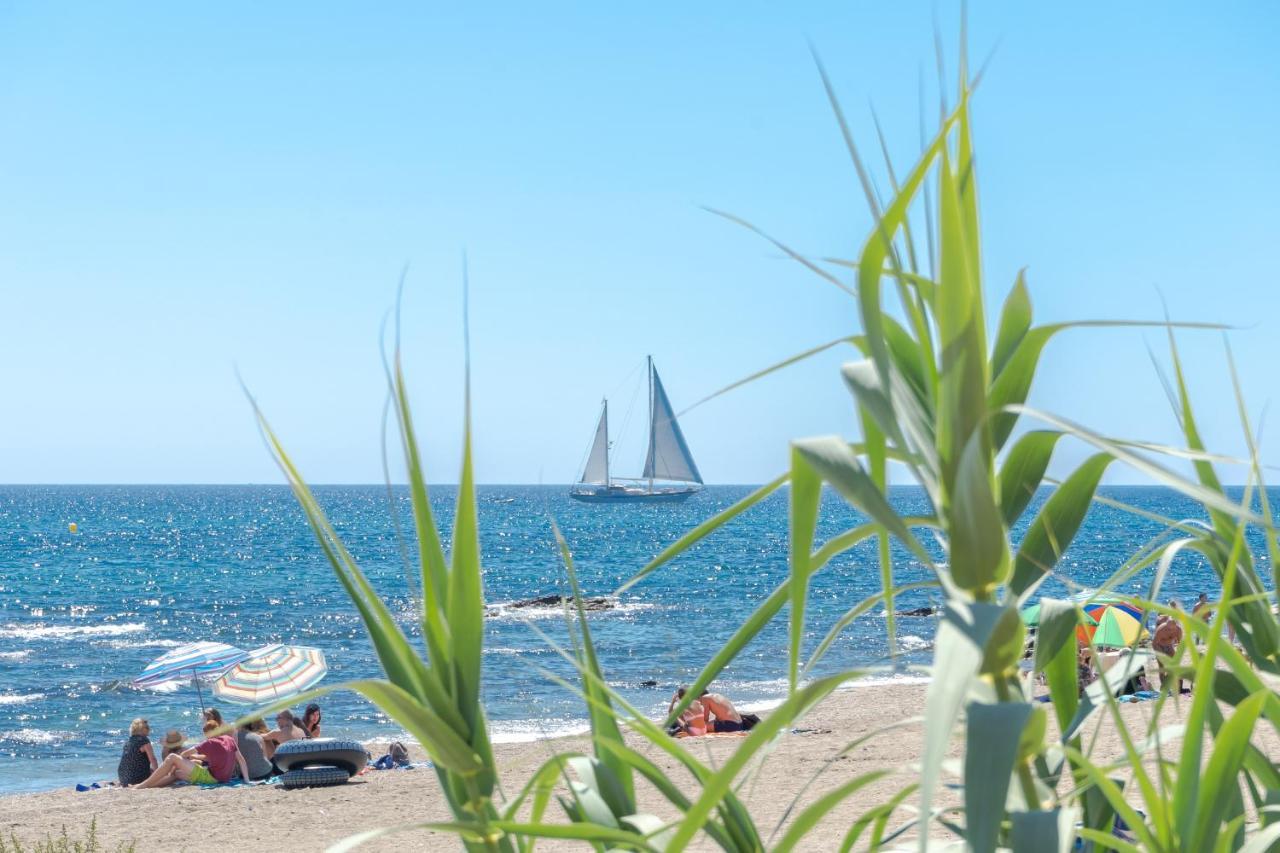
<box><xmin>117</xmin><ymin>718</ymin><xmax>158</xmax><ymax>786</ymax></box>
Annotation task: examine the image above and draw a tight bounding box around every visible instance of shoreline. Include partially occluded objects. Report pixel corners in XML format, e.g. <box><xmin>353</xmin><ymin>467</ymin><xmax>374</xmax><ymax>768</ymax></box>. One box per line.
<box><xmin>0</xmin><ymin>673</ymin><xmax>933</xmax><ymax>799</ymax></box>
<box><xmin>1</xmin><ymin>680</ymin><xmax>1270</xmax><ymax>852</ymax></box>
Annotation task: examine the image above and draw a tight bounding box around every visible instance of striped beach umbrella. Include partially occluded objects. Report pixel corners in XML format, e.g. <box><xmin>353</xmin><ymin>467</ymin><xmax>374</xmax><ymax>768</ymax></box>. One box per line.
<box><xmin>133</xmin><ymin>641</ymin><xmax>248</xmax><ymax>688</ymax></box>
<box><xmin>212</xmin><ymin>644</ymin><xmax>327</xmax><ymax>705</ymax></box>
<box><xmin>1077</xmin><ymin>605</ymin><xmax>1146</xmax><ymax>648</ymax></box>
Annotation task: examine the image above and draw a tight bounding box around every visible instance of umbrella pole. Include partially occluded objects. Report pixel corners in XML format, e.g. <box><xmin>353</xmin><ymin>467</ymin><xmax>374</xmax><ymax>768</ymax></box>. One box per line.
<box><xmin>194</xmin><ymin>671</ymin><xmax>206</xmax><ymax>715</ymax></box>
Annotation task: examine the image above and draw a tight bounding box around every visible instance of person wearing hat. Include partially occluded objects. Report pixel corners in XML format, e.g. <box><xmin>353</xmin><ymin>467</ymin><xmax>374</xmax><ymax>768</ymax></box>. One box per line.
<box><xmin>161</xmin><ymin>730</ymin><xmax>186</xmax><ymax>759</ymax></box>
<box><xmin>133</xmin><ymin>721</ymin><xmax>249</xmax><ymax>789</ymax></box>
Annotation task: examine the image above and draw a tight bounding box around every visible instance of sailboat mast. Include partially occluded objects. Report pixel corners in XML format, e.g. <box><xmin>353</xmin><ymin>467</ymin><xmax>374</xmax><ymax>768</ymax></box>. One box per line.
<box><xmin>602</xmin><ymin>398</ymin><xmax>610</xmax><ymax>487</ymax></box>
<box><xmin>647</xmin><ymin>355</ymin><xmax>655</xmax><ymax>494</ymax></box>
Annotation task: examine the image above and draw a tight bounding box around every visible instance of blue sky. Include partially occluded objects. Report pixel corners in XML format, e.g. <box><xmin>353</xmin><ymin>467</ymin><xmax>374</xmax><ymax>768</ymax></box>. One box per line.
<box><xmin>0</xmin><ymin>2</ymin><xmax>1277</xmax><ymax>484</ymax></box>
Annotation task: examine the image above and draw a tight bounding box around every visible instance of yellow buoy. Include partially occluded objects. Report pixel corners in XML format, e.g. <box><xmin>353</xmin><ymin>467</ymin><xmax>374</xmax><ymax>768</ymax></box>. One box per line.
<box><xmin>69</xmin><ymin>522</ymin><xmax>78</xmax><ymax>534</ymax></box>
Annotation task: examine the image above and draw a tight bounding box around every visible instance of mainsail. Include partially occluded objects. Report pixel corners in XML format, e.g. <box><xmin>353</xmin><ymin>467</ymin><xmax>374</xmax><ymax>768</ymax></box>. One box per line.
<box><xmin>579</xmin><ymin>401</ymin><xmax>609</xmax><ymax>484</ymax></box>
<box><xmin>642</xmin><ymin>367</ymin><xmax>702</xmax><ymax>484</ymax></box>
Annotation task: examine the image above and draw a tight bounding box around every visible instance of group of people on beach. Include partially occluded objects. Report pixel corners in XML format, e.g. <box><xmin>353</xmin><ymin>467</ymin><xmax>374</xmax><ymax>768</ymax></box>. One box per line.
<box><xmin>666</xmin><ymin>687</ymin><xmax>756</xmax><ymax>737</ymax></box>
<box><xmin>118</xmin><ymin>703</ymin><xmax>323</xmax><ymax>788</ymax></box>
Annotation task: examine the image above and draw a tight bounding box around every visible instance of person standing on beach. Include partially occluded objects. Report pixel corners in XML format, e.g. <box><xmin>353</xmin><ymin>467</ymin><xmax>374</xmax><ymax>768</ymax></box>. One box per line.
<box><xmin>1153</xmin><ymin>604</ymin><xmax>1185</xmax><ymax>693</ymax></box>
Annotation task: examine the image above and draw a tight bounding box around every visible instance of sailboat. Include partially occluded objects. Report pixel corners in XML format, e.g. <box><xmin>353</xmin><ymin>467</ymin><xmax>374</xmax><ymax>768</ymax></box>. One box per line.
<box><xmin>570</xmin><ymin>357</ymin><xmax>703</xmax><ymax>502</ymax></box>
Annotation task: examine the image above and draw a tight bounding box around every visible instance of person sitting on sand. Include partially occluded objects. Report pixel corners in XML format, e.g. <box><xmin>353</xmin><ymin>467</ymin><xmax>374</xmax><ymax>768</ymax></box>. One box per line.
<box><xmin>133</xmin><ymin>721</ymin><xmax>249</xmax><ymax>788</ymax></box>
<box><xmin>1153</xmin><ymin>604</ymin><xmax>1185</xmax><ymax>693</ymax></box>
<box><xmin>117</xmin><ymin>718</ymin><xmax>158</xmax><ymax>787</ymax></box>
<box><xmin>699</xmin><ymin>689</ymin><xmax>745</xmax><ymax>733</ymax></box>
<box><xmin>301</xmin><ymin>703</ymin><xmax>322</xmax><ymax>739</ymax></box>
<box><xmin>161</xmin><ymin>730</ymin><xmax>185</xmax><ymax>759</ymax></box>
<box><xmin>667</xmin><ymin>687</ymin><xmax>707</xmax><ymax>737</ymax></box>
<box><xmin>262</xmin><ymin>710</ymin><xmax>306</xmax><ymax>759</ymax></box>
<box><xmin>235</xmin><ymin>720</ymin><xmax>275</xmax><ymax>781</ymax></box>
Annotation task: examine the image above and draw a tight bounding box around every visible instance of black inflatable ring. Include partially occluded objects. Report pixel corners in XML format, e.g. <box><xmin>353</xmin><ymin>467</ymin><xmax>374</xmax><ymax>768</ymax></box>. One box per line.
<box><xmin>280</xmin><ymin>766</ymin><xmax>350</xmax><ymax>790</ymax></box>
<box><xmin>274</xmin><ymin>738</ymin><xmax>368</xmax><ymax>775</ymax></box>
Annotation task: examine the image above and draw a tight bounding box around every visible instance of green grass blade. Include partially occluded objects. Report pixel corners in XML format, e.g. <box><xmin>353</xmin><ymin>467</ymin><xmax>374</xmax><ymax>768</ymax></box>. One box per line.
<box><xmin>950</xmin><ymin>427</ymin><xmax>1009</xmax><ymax>595</ymax></box>
<box><xmin>965</xmin><ymin>702</ymin><xmax>1033</xmax><ymax>853</ymax></box>
<box><xmin>997</xmin><ymin>430</ymin><xmax>1062</xmax><ymax>527</ymax></box>
<box><xmin>664</xmin><ymin>671</ymin><xmax>858</xmax><ymax>850</ymax></box>
<box><xmin>678</xmin><ymin>336</ymin><xmax>857</xmax><ymax>418</ymax></box>
<box><xmin>615</xmin><ymin>473</ymin><xmax>787</xmax><ymax>595</ymax></box>
<box><xmin>772</xmin><ymin>770</ymin><xmax>891</xmax><ymax>853</ymax></box>
<box><xmin>788</xmin><ymin>446</ymin><xmax>822</xmax><ymax>691</ymax></box>
<box><xmin>1189</xmin><ymin>690</ymin><xmax>1268</xmax><ymax>850</ymax></box>
<box><xmin>1010</xmin><ymin>453</ymin><xmax>1113</xmax><ymax>597</ymax></box>
<box><xmin>551</xmin><ymin>521</ymin><xmax>634</xmax><ymax>809</ymax></box>
<box><xmin>792</xmin><ymin>436</ymin><xmax>934</xmax><ymax>565</ymax></box>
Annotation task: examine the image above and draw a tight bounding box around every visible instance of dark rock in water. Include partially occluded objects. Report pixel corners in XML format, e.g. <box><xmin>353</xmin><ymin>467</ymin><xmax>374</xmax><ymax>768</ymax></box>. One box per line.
<box><xmin>486</xmin><ymin>594</ymin><xmax>617</xmax><ymax>617</ymax></box>
<box><xmin>639</xmin><ymin>680</ymin><xmax>659</xmax><ymax>688</ymax></box>
<box><xmin>895</xmin><ymin>606</ymin><xmax>937</xmax><ymax>617</ymax></box>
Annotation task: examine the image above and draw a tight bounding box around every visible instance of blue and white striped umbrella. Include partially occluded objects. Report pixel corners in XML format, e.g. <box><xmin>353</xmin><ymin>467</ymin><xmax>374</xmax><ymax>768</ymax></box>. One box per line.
<box><xmin>133</xmin><ymin>641</ymin><xmax>249</xmax><ymax>689</ymax></box>
<box><xmin>212</xmin><ymin>644</ymin><xmax>327</xmax><ymax>705</ymax></box>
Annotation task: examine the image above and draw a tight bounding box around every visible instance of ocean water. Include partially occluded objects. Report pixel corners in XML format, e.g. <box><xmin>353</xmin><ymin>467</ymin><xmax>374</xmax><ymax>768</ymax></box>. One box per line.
<box><xmin>0</xmin><ymin>484</ymin><xmax>1254</xmax><ymax>794</ymax></box>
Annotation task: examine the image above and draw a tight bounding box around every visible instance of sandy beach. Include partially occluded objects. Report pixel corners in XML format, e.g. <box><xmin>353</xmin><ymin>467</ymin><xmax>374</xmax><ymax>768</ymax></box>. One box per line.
<box><xmin>1</xmin><ymin>682</ymin><xmax>1263</xmax><ymax>852</ymax></box>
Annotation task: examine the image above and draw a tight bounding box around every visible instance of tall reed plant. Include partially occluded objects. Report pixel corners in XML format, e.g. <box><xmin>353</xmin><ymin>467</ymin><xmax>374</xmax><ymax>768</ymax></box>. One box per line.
<box><xmin>248</xmin><ymin>32</ymin><xmax>1280</xmax><ymax>853</ymax></box>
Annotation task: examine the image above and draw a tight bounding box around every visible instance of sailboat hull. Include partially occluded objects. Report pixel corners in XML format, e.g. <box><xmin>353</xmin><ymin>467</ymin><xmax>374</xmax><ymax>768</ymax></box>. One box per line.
<box><xmin>569</xmin><ymin>485</ymin><xmax>700</xmax><ymax>503</ymax></box>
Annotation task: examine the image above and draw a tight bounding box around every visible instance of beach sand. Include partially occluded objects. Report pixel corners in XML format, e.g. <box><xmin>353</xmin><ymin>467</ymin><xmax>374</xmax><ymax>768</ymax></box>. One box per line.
<box><xmin>0</xmin><ymin>683</ymin><xmax>1268</xmax><ymax>851</ymax></box>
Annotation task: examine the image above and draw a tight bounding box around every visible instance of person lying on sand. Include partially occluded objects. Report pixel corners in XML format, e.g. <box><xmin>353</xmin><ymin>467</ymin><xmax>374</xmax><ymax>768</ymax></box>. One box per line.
<box><xmin>700</xmin><ymin>690</ymin><xmax>745</xmax><ymax>733</ymax></box>
<box><xmin>667</xmin><ymin>687</ymin><xmax>707</xmax><ymax>737</ymax></box>
<box><xmin>133</xmin><ymin>721</ymin><xmax>249</xmax><ymax>788</ymax></box>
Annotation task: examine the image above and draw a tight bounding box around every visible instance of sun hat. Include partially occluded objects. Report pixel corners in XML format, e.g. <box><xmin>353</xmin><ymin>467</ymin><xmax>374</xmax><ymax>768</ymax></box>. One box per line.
<box><xmin>162</xmin><ymin>730</ymin><xmax>185</xmax><ymax>751</ymax></box>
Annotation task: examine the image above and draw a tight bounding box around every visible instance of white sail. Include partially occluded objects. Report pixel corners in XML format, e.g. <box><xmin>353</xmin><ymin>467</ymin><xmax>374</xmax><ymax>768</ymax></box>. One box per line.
<box><xmin>580</xmin><ymin>402</ymin><xmax>609</xmax><ymax>484</ymax></box>
<box><xmin>642</xmin><ymin>368</ymin><xmax>702</xmax><ymax>484</ymax></box>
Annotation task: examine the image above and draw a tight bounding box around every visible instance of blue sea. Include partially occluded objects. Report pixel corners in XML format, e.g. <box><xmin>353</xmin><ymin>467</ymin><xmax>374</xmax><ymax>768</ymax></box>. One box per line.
<box><xmin>0</xmin><ymin>484</ymin><xmax>1250</xmax><ymax>795</ymax></box>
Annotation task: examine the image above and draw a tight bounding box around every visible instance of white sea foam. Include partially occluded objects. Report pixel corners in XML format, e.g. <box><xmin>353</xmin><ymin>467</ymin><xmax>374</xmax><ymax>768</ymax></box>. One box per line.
<box><xmin>0</xmin><ymin>693</ymin><xmax>43</xmax><ymax>706</ymax></box>
<box><xmin>139</xmin><ymin>680</ymin><xmax>183</xmax><ymax>694</ymax></box>
<box><xmin>487</xmin><ymin>719</ymin><xmax>593</xmax><ymax>743</ymax></box>
<box><xmin>0</xmin><ymin>622</ymin><xmax>147</xmax><ymax>641</ymax></box>
<box><xmin>95</xmin><ymin>638</ymin><xmax>182</xmax><ymax>651</ymax></box>
<box><xmin>0</xmin><ymin>728</ymin><xmax>70</xmax><ymax>745</ymax></box>
<box><xmin>898</xmin><ymin>634</ymin><xmax>930</xmax><ymax>652</ymax></box>
<box><xmin>0</xmin><ymin>651</ymin><xmax>31</xmax><ymax>661</ymax></box>
<box><xmin>484</xmin><ymin>599</ymin><xmax>656</xmax><ymax>622</ymax></box>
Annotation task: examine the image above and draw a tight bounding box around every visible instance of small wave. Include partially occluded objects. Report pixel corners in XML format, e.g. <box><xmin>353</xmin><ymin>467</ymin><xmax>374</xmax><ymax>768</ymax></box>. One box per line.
<box><xmin>0</xmin><ymin>693</ymin><xmax>43</xmax><ymax>706</ymax></box>
<box><xmin>487</xmin><ymin>719</ymin><xmax>592</xmax><ymax>743</ymax></box>
<box><xmin>139</xmin><ymin>680</ymin><xmax>183</xmax><ymax>694</ymax></box>
<box><xmin>0</xmin><ymin>651</ymin><xmax>31</xmax><ymax>661</ymax></box>
<box><xmin>0</xmin><ymin>622</ymin><xmax>147</xmax><ymax>641</ymax></box>
<box><xmin>484</xmin><ymin>599</ymin><xmax>657</xmax><ymax>622</ymax></box>
<box><xmin>95</xmin><ymin>638</ymin><xmax>182</xmax><ymax>650</ymax></box>
<box><xmin>0</xmin><ymin>728</ymin><xmax>71</xmax><ymax>745</ymax></box>
<box><xmin>898</xmin><ymin>634</ymin><xmax>930</xmax><ymax>652</ymax></box>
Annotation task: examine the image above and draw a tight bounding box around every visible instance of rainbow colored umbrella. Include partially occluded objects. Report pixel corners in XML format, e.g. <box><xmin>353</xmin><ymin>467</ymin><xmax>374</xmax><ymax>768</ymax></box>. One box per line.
<box><xmin>1077</xmin><ymin>605</ymin><xmax>1146</xmax><ymax>647</ymax></box>
<box><xmin>212</xmin><ymin>644</ymin><xmax>327</xmax><ymax>705</ymax></box>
